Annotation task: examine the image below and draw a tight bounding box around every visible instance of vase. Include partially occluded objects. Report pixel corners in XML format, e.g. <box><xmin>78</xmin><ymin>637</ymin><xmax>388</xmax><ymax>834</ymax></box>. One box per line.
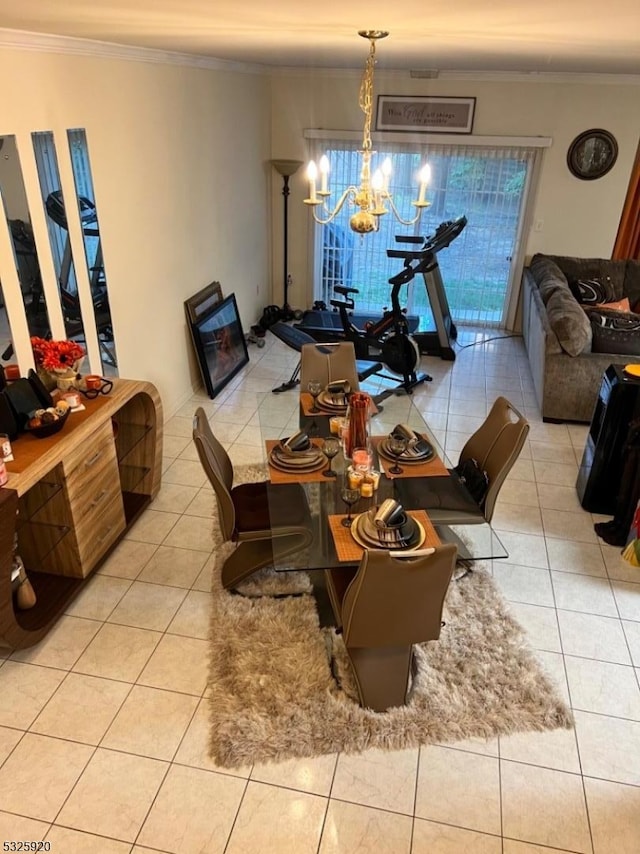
<box><xmin>36</xmin><ymin>367</ymin><xmax>58</xmax><ymax>393</ymax></box>
<box><xmin>344</xmin><ymin>392</ymin><xmax>372</xmax><ymax>461</ymax></box>
<box><xmin>47</xmin><ymin>360</ymin><xmax>83</xmax><ymax>392</ymax></box>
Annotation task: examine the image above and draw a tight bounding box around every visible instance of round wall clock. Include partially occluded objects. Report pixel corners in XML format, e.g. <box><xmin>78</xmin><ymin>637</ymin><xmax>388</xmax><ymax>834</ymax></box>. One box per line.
<box><xmin>567</xmin><ymin>129</ymin><xmax>618</xmax><ymax>180</ymax></box>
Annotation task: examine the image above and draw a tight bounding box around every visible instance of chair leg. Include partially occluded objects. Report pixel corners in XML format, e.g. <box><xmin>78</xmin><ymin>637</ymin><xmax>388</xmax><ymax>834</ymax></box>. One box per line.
<box><xmin>221</xmin><ymin>531</ymin><xmax>312</xmax><ymax>590</ymax></box>
<box><xmin>346</xmin><ymin>645</ymin><xmax>414</xmax><ymax>712</ymax></box>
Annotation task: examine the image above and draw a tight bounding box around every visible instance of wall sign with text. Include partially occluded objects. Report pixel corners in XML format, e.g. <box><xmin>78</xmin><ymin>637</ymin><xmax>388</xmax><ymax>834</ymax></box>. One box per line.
<box><xmin>376</xmin><ymin>96</ymin><xmax>476</xmax><ymax>134</ymax></box>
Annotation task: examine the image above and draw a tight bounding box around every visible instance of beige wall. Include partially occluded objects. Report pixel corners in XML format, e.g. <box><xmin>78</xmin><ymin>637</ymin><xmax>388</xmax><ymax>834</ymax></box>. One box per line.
<box><xmin>0</xmin><ymin>47</ymin><xmax>271</xmax><ymax>415</ymax></box>
<box><xmin>269</xmin><ymin>71</ymin><xmax>640</xmax><ymax>311</ymax></box>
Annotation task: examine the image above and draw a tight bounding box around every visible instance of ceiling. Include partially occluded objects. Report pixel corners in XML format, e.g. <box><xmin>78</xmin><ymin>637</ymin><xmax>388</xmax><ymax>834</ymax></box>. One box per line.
<box><xmin>1</xmin><ymin>0</ymin><xmax>640</xmax><ymax>76</ymax></box>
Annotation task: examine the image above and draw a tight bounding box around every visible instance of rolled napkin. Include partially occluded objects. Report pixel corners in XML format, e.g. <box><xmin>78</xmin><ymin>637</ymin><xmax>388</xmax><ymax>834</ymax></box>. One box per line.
<box><xmin>374</xmin><ymin>498</ymin><xmax>406</xmax><ymax>528</ymax></box>
<box><xmin>280</xmin><ymin>431</ymin><xmax>312</xmax><ymax>455</ymax></box>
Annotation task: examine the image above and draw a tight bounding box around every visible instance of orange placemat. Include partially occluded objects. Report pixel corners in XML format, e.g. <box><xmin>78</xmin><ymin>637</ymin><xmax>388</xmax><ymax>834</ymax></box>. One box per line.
<box><xmin>371</xmin><ymin>435</ymin><xmax>449</xmax><ymax>479</ymax></box>
<box><xmin>299</xmin><ymin>393</ymin><xmax>379</xmax><ymax>417</ymax></box>
<box><xmin>328</xmin><ymin>509</ymin><xmax>441</xmax><ymax>562</ymax></box>
<box><xmin>265</xmin><ymin>438</ymin><xmax>330</xmax><ymax>484</ymax></box>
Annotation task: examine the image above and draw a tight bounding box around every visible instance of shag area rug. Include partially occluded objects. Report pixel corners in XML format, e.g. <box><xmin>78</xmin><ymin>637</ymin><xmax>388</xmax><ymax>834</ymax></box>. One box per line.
<box><xmin>207</xmin><ymin>465</ymin><xmax>573</xmax><ymax>767</ymax></box>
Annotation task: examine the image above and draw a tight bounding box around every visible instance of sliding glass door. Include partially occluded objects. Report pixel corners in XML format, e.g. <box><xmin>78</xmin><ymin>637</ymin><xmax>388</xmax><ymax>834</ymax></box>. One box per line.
<box><xmin>311</xmin><ymin>141</ymin><xmax>538</xmax><ymax>329</ymax></box>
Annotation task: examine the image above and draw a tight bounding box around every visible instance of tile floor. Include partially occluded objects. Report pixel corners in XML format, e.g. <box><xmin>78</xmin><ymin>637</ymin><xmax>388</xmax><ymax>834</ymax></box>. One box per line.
<box><xmin>1</xmin><ymin>329</ymin><xmax>640</xmax><ymax>853</ymax></box>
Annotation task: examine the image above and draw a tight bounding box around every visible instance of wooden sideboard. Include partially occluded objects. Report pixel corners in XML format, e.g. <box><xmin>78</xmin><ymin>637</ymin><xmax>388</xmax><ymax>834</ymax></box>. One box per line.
<box><xmin>0</xmin><ymin>379</ymin><xmax>163</xmax><ymax>650</ymax></box>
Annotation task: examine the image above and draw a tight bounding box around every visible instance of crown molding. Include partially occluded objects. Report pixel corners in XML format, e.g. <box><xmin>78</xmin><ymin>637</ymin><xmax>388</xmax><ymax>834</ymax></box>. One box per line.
<box><xmin>0</xmin><ymin>28</ymin><xmax>266</xmax><ymax>74</ymax></box>
<box><xmin>1</xmin><ymin>28</ymin><xmax>638</xmax><ymax>85</ymax></box>
<box><xmin>273</xmin><ymin>65</ymin><xmax>640</xmax><ymax>85</ymax></box>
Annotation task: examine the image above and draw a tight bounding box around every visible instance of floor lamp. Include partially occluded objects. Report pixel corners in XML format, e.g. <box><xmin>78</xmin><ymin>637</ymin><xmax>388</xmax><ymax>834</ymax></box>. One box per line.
<box><xmin>271</xmin><ymin>159</ymin><xmax>303</xmax><ymax>321</ymax></box>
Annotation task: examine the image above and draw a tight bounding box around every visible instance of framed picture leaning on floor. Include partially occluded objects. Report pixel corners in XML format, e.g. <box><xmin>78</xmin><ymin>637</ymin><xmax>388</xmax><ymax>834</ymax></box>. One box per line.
<box><xmin>188</xmin><ymin>293</ymin><xmax>249</xmax><ymax>398</ymax></box>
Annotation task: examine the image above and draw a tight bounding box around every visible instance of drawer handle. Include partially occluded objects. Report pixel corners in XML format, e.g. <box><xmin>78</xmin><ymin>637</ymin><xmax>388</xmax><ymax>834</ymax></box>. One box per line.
<box><xmin>89</xmin><ymin>489</ymin><xmax>108</xmax><ymax>510</ymax></box>
<box><xmin>85</xmin><ymin>451</ymin><xmax>103</xmax><ymax>468</ymax></box>
<box><xmin>97</xmin><ymin>524</ymin><xmax>115</xmax><ymax>545</ymax></box>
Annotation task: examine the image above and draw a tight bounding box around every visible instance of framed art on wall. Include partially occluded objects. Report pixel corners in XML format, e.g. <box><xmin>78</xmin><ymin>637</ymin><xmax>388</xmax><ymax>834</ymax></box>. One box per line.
<box><xmin>188</xmin><ymin>293</ymin><xmax>249</xmax><ymax>399</ymax></box>
<box><xmin>376</xmin><ymin>95</ymin><xmax>476</xmax><ymax>134</ymax></box>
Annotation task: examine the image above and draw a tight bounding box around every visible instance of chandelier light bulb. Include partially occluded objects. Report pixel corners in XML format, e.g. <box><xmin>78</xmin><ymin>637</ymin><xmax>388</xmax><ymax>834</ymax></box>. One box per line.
<box><xmin>371</xmin><ymin>169</ymin><xmax>384</xmax><ymax>191</ymax></box>
<box><xmin>419</xmin><ymin>164</ymin><xmax>432</xmax><ymax>185</ymax></box>
<box><xmin>381</xmin><ymin>157</ymin><xmax>392</xmax><ymax>192</ymax></box>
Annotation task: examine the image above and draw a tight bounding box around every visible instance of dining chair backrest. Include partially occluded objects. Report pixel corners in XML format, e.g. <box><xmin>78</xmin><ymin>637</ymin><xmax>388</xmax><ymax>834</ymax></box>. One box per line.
<box><xmin>341</xmin><ymin>545</ymin><xmax>457</xmax><ymax>649</ymax></box>
<box><xmin>300</xmin><ymin>341</ymin><xmax>360</xmax><ymax>392</ymax></box>
<box><xmin>459</xmin><ymin>396</ymin><xmax>529</xmax><ymax>524</ymax></box>
<box><xmin>192</xmin><ymin>407</ymin><xmax>235</xmax><ymax>540</ymax></box>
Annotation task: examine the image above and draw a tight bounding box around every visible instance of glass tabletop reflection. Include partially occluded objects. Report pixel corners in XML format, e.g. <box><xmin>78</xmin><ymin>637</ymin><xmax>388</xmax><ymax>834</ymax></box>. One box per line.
<box><xmin>256</xmin><ymin>391</ymin><xmax>507</xmax><ymax>570</ymax></box>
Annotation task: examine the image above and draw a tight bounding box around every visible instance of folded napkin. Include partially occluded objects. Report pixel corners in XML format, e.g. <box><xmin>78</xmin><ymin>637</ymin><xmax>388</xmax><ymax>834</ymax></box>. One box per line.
<box><xmin>280</xmin><ymin>431</ymin><xmax>312</xmax><ymax>455</ymax></box>
<box><xmin>390</xmin><ymin>424</ymin><xmax>431</xmax><ymax>457</ymax></box>
<box><xmin>374</xmin><ymin>498</ymin><xmax>406</xmax><ymax>528</ymax></box>
<box><xmin>327</xmin><ymin>379</ymin><xmax>351</xmax><ymax>395</ymax></box>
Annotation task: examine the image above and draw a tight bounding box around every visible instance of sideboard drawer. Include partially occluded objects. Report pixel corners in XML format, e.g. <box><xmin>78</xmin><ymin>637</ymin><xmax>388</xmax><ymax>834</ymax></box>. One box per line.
<box><xmin>63</xmin><ymin>420</ymin><xmax>115</xmax><ymax>479</ymax></box>
<box><xmin>64</xmin><ymin>434</ymin><xmax>120</xmax><ymax>515</ymax></box>
<box><xmin>74</xmin><ymin>493</ymin><xmax>126</xmax><ymax>572</ymax></box>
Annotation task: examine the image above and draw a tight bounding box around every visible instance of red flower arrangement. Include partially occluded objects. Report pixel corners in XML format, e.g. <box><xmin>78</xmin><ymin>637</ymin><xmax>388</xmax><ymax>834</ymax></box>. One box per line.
<box><xmin>31</xmin><ymin>337</ymin><xmax>85</xmax><ymax>373</ymax></box>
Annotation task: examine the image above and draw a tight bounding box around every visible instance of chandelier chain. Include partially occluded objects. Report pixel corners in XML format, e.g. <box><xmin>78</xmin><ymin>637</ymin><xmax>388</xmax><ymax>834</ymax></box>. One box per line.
<box><xmin>359</xmin><ymin>37</ymin><xmax>376</xmax><ymax>153</ymax></box>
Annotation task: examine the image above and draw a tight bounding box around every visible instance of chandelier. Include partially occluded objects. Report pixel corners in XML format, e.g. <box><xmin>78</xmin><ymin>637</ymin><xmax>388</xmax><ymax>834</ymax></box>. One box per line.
<box><xmin>304</xmin><ymin>31</ymin><xmax>431</xmax><ymax>235</ymax></box>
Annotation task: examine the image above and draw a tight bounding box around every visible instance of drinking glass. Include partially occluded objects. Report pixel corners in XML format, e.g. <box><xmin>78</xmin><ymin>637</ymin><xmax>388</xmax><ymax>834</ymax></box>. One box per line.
<box><xmin>387</xmin><ymin>435</ymin><xmax>408</xmax><ymax>475</ymax></box>
<box><xmin>340</xmin><ymin>486</ymin><xmax>360</xmax><ymax>527</ymax></box>
<box><xmin>307</xmin><ymin>380</ymin><xmax>322</xmax><ymax>413</ymax></box>
<box><xmin>322</xmin><ymin>437</ymin><xmax>340</xmax><ymax>478</ymax></box>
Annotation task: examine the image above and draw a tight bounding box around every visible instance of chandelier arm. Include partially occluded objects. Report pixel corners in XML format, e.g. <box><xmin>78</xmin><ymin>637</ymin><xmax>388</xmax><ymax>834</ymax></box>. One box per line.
<box><xmin>310</xmin><ymin>187</ymin><xmax>357</xmax><ymax>225</ymax></box>
<box><xmin>384</xmin><ymin>195</ymin><xmax>426</xmax><ymax>226</ymax></box>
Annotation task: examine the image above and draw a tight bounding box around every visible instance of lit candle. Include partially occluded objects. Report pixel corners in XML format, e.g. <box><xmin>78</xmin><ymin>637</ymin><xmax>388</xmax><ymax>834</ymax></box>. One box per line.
<box><xmin>381</xmin><ymin>157</ymin><xmax>392</xmax><ymax>193</ymax></box>
<box><xmin>307</xmin><ymin>161</ymin><xmax>318</xmax><ymax>202</ymax></box>
<box><xmin>319</xmin><ymin>154</ymin><xmax>330</xmax><ymax>194</ymax></box>
<box><xmin>330</xmin><ymin>415</ymin><xmax>346</xmax><ymax>435</ymax></box>
<box><xmin>352</xmin><ymin>447</ymin><xmax>372</xmax><ymax>471</ymax></box>
<box><xmin>348</xmin><ymin>468</ymin><xmax>364</xmax><ymax>490</ymax></box>
<box><xmin>418</xmin><ymin>164</ymin><xmax>431</xmax><ymax>204</ymax></box>
<box><xmin>360</xmin><ymin>481</ymin><xmax>374</xmax><ymax>498</ymax></box>
<box><xmin>366</xmin><ymin>469</ymin><xmax>381</xmax><ymax>491</ymax></box>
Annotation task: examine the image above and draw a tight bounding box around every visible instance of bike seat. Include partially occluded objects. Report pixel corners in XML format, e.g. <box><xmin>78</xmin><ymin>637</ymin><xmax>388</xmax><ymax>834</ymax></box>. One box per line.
<box><xmin>334</xmin><ymin>285</ymin><xmax>360</xmax><ymax>296</ymax></box>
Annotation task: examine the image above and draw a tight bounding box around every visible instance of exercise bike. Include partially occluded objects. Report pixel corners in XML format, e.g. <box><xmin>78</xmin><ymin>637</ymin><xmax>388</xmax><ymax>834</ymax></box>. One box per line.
<box><xmin>324</xmin><ymin>253</ymin><xmax>433</xmax><ymax>397</ymax></box>
<box><xmin>297</xmin><ymin>216</ymin><xmax>467</xmax><ymax>363</ymax></box>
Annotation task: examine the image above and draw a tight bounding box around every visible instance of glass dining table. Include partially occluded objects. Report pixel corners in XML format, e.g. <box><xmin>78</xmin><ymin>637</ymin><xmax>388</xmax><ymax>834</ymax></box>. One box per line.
<box><xmin>256</xmin><ymin>391</ymin><xmax>508</xmax><ymax>573</ymax></box>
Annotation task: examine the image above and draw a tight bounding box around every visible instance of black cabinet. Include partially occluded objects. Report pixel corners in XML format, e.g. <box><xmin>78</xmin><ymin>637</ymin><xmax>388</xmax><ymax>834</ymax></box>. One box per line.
<box><xmin>577</xmin><ymin>364</ymin><xmax>640</xmax><ymax>514</ymax></box>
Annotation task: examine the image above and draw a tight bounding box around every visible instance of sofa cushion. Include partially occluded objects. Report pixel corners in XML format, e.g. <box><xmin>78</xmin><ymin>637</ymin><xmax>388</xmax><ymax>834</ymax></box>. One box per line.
<box><xmin>550</xmin><ymin>256</ymin><xmax>627</xmax><ymax>300</ymax></box>
<box><xmin>546</xmin><ymin>289</ymin><xmax>593</xmax><ymax>356</ymax></box>
<box><xmin>569</xmin><ymin>276</ymin><xmax>617</xmax><ymax>306</ymax></box>
<box><xmin>589</xmin><ymin>309</ymin><xmax>640</xmax><ymax>356</ymax></box>
<box><xmin>530</xmin><ymin>254</ymin><xmax>569</xmax><ymax>304</ymax></box>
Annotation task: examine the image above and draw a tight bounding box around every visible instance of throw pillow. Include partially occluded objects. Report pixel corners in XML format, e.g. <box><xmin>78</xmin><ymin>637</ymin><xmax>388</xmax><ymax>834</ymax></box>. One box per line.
<box><xmin>569</xmin><ymin>276</ymin><xmax>616</xmax><ymax>306</ymax></box>
<box><xmin>582</xmin><ymin>297</ymin><xmax>631</xmax><ymax>314</ymax></box>
<box><xmin>589</xmin><ymin>311</ymin><xmax>640</xmax><ymax>356</ymax></box>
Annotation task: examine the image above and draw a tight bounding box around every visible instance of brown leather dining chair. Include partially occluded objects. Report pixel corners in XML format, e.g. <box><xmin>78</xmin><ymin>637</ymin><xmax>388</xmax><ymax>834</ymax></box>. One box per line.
<box><xmin>192</xmin><ymin>407</ymin><xmax>312</xmax><ymax>590</ymax></box>
<box><xmin>324</xmin><ymin>544</ymin><xmax>458</xmax><ymax>712</ymax></box>
<box><xmin>423</xmin><ymin>396</ymin><xmax>530</xmax><ymax>526</ymax></box>
<box><xmin>300</xmin><ymin>341</ymin><xmax>361</xmax><ymax>392</ymax></box>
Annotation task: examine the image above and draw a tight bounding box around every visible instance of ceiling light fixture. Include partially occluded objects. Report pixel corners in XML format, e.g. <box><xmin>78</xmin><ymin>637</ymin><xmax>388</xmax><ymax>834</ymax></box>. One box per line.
<box><xmin>304</xmin><ymin>30</ymin><xmax>431</xmax><ymax>235</ymax></box>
